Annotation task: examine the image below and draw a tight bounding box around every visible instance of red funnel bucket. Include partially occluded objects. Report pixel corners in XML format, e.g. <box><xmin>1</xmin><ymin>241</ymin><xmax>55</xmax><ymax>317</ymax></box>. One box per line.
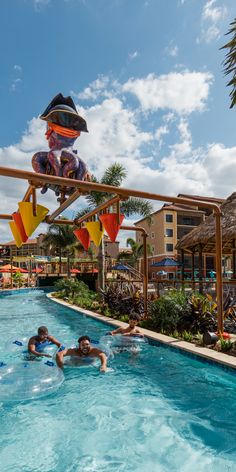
<box><xmin>12</xmin><ymin>212</ymin><xmax>28</xmax><ymax>243</ymax></box>
<box><xmin>99</xmin><ymin>213</ymin><xmax>124</xmax><ymax>242</ymax></box>
<box><xmin>73</xmin><ymin>228</ymin><xmax>91</xmax><ymax>251</ymax></box>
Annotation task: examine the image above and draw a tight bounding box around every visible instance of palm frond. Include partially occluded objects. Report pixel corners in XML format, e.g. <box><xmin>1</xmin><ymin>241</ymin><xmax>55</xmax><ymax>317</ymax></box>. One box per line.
<box><xmin>221</xmin><ymin>17</ymin><xmax>236</xmax><ymax>108</ymax></box>
<box><xmin>121</xmin><ymin>198</ymin><xmax>153</xmax><ymax>218</ymax></box>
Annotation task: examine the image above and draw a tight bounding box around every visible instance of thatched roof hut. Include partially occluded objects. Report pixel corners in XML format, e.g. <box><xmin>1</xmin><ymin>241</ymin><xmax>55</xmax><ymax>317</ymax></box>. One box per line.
<box><xmin>176</xmin><ymin>192</ymin><xmax>236</xmax><ymax>254</ymax></box>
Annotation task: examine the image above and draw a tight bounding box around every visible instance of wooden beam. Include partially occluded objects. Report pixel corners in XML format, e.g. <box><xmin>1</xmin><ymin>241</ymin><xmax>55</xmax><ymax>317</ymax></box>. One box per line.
<box><xmin>47</xmin><ymin>189</ymin><xmax>81</xmax><ymax>223</ymax></box>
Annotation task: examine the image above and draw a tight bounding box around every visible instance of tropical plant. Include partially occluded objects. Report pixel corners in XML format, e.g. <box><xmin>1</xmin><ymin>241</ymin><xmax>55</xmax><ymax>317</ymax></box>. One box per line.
<box><xmin>183</xmin><ymin>293</ymin><xmax>217</xmax><ymax>334</ymax></box>
<box><xmin>54</xmin><ymin>278</ymin><xmax>90</xmax><ymax>299</ymax></box>
<box><xmin>42</xmin><ymin>223</ymin><xmax>76</xmax><ymax>274</ymax></box>
<box><xmin>99</xmin><ymin>283</ymin><xmax>146</xmax><ymax>318</ymax></box>
<box><xmin>13</xmin><ymin>272</ymin><xmax>25</xmax><ymax>288</ymax></box>
<box><xmin>149</xmin><ymin>291</ymin><xmax>189</xmax><ymax>334</ymax></box>
<box><xmin>219</xmin><ymin>337</ymin><xmax>233</xmax><ymax>352</ymax></box>
<box><xmin>75</xmin><ymin>163</ymin><xmax>153</xmax><ymax>290</ymax></box>
<box><xmin>118</xmin><ymin>237</ymin><xmax>152</xmax><ymax>268</ymax></box>
<box><xmin>221</xmin><ymin>18</ymin><xmax>236</xmax><ymax>108</ymax></box>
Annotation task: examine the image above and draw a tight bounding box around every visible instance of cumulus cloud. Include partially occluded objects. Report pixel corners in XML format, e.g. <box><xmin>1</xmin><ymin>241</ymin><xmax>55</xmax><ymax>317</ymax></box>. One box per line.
<box><xmin>122</xmin><ymin>71</ymin><xmax>213</xmax><ymax>114</ymax></box>
<box><xmin>72</xmin><ymin>76</ymin><xmax>113</xmax><ymax>101</ymax></box>
<box><xmin>198</xmin><ymin>0</ymin><xmax>227</xmax><ymax>43</ymax></box>
<box><xmin>0</xmin><ymin>70</ymin><xmax>234</xmax><ymax>243</ymax></box>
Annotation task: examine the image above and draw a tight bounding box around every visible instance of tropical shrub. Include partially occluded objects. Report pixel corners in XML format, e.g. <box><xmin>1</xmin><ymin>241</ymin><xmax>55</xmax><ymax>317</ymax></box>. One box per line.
<box><xmin>180</xmin><ymin>293</ymin><xmax>217</xmax><ymax>334</ymax></box>
<box><xmin>54</xmin><ymin>279</ymin><xmax>90</xmax><ymax>300</ymax></box>
<box><xmin>219</xmin><ymin>338</ymin><xmax>233</xmax><ymax>352</ymax></box>
<box><xmin>99</xmin><ymin>283</ymin><xmax>146</xmax><ymax>318</ymax></box>
<box><xmin>149</xmin><ymin>291</ymin><xmax>189</xmax><ymax>334</ymax></box>
<box><xmin>149</xmin><ymin>291</ymin><xmax>218</xmax><ymax>335</ymax></box>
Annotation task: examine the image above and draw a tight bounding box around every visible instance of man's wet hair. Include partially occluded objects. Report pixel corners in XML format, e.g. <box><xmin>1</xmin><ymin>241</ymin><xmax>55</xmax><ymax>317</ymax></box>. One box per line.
<box><xmin>129</xmin><ymin>314</ymin><xmax>140</xmax><ymax>322</ymax></box>
<box><xmin>78</xmin><ymin>335</ymin><xmax>91</xmax><ymax>343</ymax></box>
<box><xmin>38</xmin><ymin>326</ymin><xmax>48</xmax><ymax>335</ymax></box>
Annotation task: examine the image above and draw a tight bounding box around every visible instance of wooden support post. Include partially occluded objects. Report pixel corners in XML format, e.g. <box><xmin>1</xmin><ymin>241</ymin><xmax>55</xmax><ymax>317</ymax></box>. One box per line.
<box><xmin>198</xmin><ymin>244</ymin><xmax>203</xmax><ymax>294</ymax></box>
<box><xmin>233</xmin><ymin>240</ymin><xmax>236</xmax><ymax>280</ymax></box>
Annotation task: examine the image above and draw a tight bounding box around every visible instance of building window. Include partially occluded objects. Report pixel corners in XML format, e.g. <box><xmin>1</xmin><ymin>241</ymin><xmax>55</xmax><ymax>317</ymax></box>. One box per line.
<box><xmin>166</xmin><ymin>243</ymin><xmax>173</xmax><ymax>252</ymax></box>
<box><xmin>151</xmin><ymin>218</ymin><xmax>154</xmax><ymax>226</ymax></box>
<box><xmin>166</xmin><ymin>214</ymin><xmax>173</xmax><ymax>223</ymax></box>
<box><xmin>165</xmin><ymin>228</ymin><xmax>173</xmax><ymax>237</ymax></box>
<box><xmin>151</xmin><ymin>232</ymin><xmax>155</xmax><ymax>238</ymax></box>
<box><xmin>152</xmin><ymin>272</ymin><xmax>156</xmax><ymax>279</ymax></box>
<box><xmin>152</xmin><ymin>245</ymin><xmax>155</xmax><ymax>253</ymax></box>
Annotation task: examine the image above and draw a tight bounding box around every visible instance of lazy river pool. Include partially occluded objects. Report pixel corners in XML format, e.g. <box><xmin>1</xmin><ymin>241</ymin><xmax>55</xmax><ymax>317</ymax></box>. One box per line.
<box><xmin>0</xmin><ymin>289</ymin><xmax>236</xmax><ymax>472</ymax></box>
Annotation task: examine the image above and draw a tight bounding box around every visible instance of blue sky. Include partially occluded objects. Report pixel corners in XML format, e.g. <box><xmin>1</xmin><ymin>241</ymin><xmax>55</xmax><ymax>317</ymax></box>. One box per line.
<box><xmin>0</xmin><ymin>0</ymin><xmax>235</xmax><ymax>243</ymax></box>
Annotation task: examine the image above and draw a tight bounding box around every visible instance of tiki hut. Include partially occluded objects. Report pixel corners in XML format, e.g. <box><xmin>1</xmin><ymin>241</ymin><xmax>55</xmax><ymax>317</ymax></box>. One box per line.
<box><xmin>176</xmin><ymin>192</ymin><xmax>236</xmax><ymax>279</ymax></box>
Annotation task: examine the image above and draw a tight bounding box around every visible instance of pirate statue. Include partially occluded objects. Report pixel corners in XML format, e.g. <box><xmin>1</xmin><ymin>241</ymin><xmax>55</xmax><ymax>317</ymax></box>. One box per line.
<box><xmin>32</xmin><ymin>93</ymin><xmax>90</xmax><ymax>197</ymax></box>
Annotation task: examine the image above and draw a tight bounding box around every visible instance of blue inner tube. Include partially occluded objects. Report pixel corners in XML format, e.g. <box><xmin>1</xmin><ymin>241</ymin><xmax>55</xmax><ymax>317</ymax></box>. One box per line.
<box><xmin>64</xmin><ymin>342</ymin><xmax>112</xmax><ymax>367</ymax></box>
<box><xmin>0</xmin><ymin>361</ymin><xmax>64</xmax><ymax>402</ymax></box>
<box><xmin>101</xmin><ymin>334</ymin><xmax>147</xmax><ymax>349</ymax></box>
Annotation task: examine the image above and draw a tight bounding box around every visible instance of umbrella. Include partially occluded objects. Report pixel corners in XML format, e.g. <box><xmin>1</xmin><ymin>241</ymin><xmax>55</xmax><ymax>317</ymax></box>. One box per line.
<box><xmin>70</xmin><ymin>269</ymin><xmax>81</xmax><ymax>274</ymax></box>
<box><xmin>151</xmin><ymin>258</ymin><xmax>181</xmax><ymax>267</ymax></box>
<box><xmin>0</xmin><ymin>264</ymin><xmax>27</xmax><ymax>273</ymax></box>
<box><xmin>0</xmin><ymin>264</ymin><xmax>19</xmax><ymax>270</ymax></box>
<box><xmin>32</xmin><ymin>268</ymin><xmax>43</xmax><ymax>273</ymax></box>
<box><xmin>111</xmin><ymin>264</ymin><xmax>129</xmax><ymax>271</ymax></box>
<box><xmin>157</xmin><ymin>270</ymin><xmax>167</xmax><ymax>276</ymax></box>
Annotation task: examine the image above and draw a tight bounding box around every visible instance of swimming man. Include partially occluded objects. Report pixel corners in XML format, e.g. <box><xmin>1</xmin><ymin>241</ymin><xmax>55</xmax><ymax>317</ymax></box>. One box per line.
<box><xmin>56</xmin><ymin>335</ymin><xmax>107</xmax><ymax>372</ymax></box>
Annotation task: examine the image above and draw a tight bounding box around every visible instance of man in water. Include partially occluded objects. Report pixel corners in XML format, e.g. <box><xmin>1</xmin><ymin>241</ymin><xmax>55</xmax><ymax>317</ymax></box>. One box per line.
<box><xmin>108</xmin><ymin>314</ymin><xmax>143</xmax><ymax>337</ymax></box>
<box><xmin>56</xmin><ymin>335</ymin><xmax>107</xmax><ymax>372</ymax></box>
<box><xmin>28</xmin><ymin>326</ymin><xmax>62</xmax><ymax>358</ymax></box>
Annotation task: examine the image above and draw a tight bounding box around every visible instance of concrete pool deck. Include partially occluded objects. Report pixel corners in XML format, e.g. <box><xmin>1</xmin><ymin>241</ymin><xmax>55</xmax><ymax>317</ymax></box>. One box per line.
<box><xmin>48</xmin><ymin>294</ymin><xmax>236</xmax><ymax>371</ymax></box>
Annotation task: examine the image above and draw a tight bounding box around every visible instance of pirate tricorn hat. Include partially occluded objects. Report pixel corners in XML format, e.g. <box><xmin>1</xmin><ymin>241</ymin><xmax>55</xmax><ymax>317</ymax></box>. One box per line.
<box><xmin>40</xmin><ymin>93</ymin><xmax>88</xmax><ymax>132</ymax></box>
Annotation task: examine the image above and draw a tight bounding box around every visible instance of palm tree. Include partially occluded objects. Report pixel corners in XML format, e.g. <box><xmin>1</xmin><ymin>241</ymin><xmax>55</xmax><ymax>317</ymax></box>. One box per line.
<box><xmin>42</xmin><ymin>223</ymin><xmax>76</xmax><ymax>276</ymax></box>
<box><xmin>118</xmin><ymin>237</ymin><xmax>153</xmax><ymax>269</ymax></box>
<box><xmin>221</xmin><ymin>18</ymin><xmax>236</xmax><ymax>108</ymax></box>
<box><xmin>75</xmin><ymin>163</ymin><xmax>153</xmax><ymax>290</ymax></box>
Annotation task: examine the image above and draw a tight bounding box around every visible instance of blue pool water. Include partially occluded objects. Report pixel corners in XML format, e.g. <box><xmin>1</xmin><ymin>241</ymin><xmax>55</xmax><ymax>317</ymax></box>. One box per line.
<box><xmin>0</xmin><ymin>289</ymin><xmax>236</xmax><ymax>472</ymax></box>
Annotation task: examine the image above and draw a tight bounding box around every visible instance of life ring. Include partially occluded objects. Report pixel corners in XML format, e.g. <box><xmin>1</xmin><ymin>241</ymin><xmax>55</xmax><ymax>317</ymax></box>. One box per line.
<box><xmin>64</xmin><ymin>341</ymin><xmax>112</xmax><ymax>368</ymax></box>
<box><xmin>101</xmin><ymin>334</ymin><xmax>147</xmax><ymax>350</ymax></box>
<box><xmin>0</xmin><ymin>361</ymin><xmax>64</xmax><ymax>402</ymax></box>
<box><xmin>5</xmin><ymin>337</ymin><xmax>62</xmax><ymax>359</ymax></box>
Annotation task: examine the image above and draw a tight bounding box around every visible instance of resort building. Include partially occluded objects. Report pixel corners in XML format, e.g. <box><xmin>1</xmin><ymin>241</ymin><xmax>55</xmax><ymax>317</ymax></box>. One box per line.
<box><xmin>134</xmin><ymin>194</ymin><xmax>224</xmax><ymax>280</ymax></box>
<box><xmin>0</xmin><ymin>233</ymin><xmax>119</xmax><ymax>262</ymax></box>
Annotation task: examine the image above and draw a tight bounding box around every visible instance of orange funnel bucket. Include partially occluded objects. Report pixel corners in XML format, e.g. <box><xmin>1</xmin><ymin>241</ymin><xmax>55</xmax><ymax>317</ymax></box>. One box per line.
<box><xmin>9</xmin><ymin>221</ymin><xmax>23</xmax><ymax>248</ymax></box>
<box><xmin>99</xmin><ymin>213</ymin><xmax>124</xmax><ymax>242</ymax></box>
<box><xmin>73</xmin><ymin>228</ymin><xmax>91</xmax><ymax>251</ymax></box>
<box><xmin>12</xmin><ymin>212</ymin><xmax>28</xmax><ymax>243</ymax></box>
<box><xmin>18</xmin><ymin>202</ymin><xmax>49</xmax><ymax>237</ymax></box>
<box><xmin>86</xmin><ymin>221</ymin><xmax>104</xmax><ymax>247</ymax></box>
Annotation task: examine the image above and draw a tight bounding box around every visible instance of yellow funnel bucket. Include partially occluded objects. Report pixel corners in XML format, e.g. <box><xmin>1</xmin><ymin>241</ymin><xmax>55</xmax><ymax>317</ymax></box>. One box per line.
<box><xmin>9</xmin><ymin>221</ymin><xmax>23</xmax><ymax>248</ymax></box>
<box><xmin>18</xmin><ymin>202</ymin><xmax>49</xmax><ymax>238</ymax></box>
<box><xmin>86</xmin><ymin>221</ymin><xmax>104</xmax><ymax>247</ymax></box>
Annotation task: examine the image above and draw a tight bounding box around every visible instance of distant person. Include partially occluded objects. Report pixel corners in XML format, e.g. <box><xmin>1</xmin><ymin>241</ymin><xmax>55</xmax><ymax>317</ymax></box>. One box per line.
<box><xmin>56</xmin><ymin>335</ymin><xmax>107</xmax><ymax>372</ymax></box>
<box><xmin>28</xmin><ymin>326</ymin><xmax>62</xmax><ymax>358</ymax></box>
<box><xmin>108</xmin><ymin>314</ymin><xmax>143</xmax><ymax>337</ymax></box>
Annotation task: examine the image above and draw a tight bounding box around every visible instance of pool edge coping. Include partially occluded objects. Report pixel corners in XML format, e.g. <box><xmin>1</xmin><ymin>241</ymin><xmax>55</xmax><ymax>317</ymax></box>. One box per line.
<box><xmin>47</xmin><ymin>294</ymin><xmax>236</xmax><ymax>371</ymax></box>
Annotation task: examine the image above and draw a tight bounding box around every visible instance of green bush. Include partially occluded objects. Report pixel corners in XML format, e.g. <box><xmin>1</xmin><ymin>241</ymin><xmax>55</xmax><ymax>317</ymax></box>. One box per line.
<box><xmin>149</xmin><ymin>291</ymin><xmax>189</xmax><ymax>334</ymax></box>
<box><xmin>219</xmin><ymin>338</ymin><xmax>233</xmax><ymax>352</ymax></box>
<box><xmin>149</xmin><ymin>291</ymin><xmax>217</xmax><ymax>336</ymax></box>
<box><xmin>54</xmin><ymin>279</ymin><xmax>90</xmax><ymax>300</ymax></box>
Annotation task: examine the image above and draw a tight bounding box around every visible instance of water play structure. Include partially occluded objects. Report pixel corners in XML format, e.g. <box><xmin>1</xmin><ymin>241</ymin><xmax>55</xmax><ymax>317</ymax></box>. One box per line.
<box><xmin>0</xmin><ymin>93</ymin><xmax>225</xmax><ymax>330</ymax></box>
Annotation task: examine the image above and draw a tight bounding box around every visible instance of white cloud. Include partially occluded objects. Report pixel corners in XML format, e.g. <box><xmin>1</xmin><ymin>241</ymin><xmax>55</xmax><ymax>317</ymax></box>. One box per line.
<box><xmin>155</xmin><ymin>125</ymin><xmax>169</xmax><ymax>142</ymax></box>
<box><xmin>1</xmin><ymin>72</ymin><xmax>235</xmax><ymax>244</ymax></box>
<box><xmin>128</xmin><ymin>51</ymin><xmax>139</xmax><ymax>61</ymax></box>
<box><xmin>165</xmin><ymin>41</ymin><xmax>179</xmax><ymax>57</ymax></box>
<box><xmin>123</xmin><ymin>71</ymin><xmax>213</xmax><ymax>114</ymax></box>
<box><xmin>199</xmin><ymin>0</ymin><xmax>227</xmax><ymax>44</ymax></box>
<box><xmin>33</xmin><ymin>0</ymin><xmax>51</xmax><ymax>11</ymax></box>
<box><xmin>10</xmin><ymin>78</ymin><xmax>22</xmax><ymax>92</ymax></box>
<box><xmin>72</xmin><ymin>76</ymin><xmax>112</xmax><ymax>101</ymax></box>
